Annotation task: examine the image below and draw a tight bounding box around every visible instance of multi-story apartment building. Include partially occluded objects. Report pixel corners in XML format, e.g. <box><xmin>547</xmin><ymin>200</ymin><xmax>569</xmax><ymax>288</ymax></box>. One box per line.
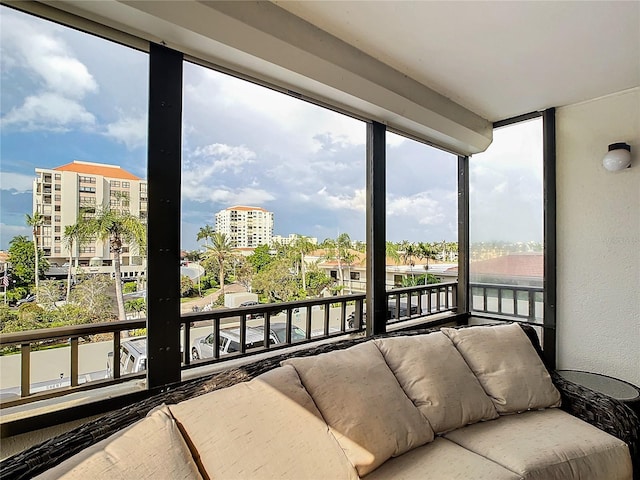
<box><xmin>215</xmin><ymin>206</ymin><xmax>274</xmax><ymax>248</ymax></box>
<box><xmin>33</xmin><ymin>161</ymin><xmax>147</xmax><ymax>279</ymax></box>
<box><xmin>272</xmin><ymin>234</ymin><xmax>318</xmax><ymax>246</ymax></box>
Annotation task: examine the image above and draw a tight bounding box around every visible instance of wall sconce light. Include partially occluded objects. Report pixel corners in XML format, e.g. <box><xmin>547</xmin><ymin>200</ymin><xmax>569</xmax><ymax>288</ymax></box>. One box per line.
<box><xmin>602</xmin><ymin>142</ymin><xmax>631</xmax><ymax>172</ymax></box>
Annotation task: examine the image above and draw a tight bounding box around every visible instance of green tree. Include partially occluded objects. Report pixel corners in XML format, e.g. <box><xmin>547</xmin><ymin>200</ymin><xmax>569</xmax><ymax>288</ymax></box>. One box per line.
<box><xmin>180</xmin><ymin>275</ymin><xmax>194</xmax><ymax>297</ymax></box>
<box><xmin>62</xmin><ymin>223</ymin><xmax>85</xmax><ymax>302</ymax></box>
<box><xmin>305</xmin><ymin>263</ymin><xmax>333</xmax><ymax>297</ymax></box>
<box><xmin>36</xmin><ymin>280</ymin><xmax>64</xmax><ymax>310</ymax></box>
<box><xmin>323</xmin><ymin>233</ymin><xmax>352</xmax><ymax>290</ymax></box>
<box><xmin>203</xmin><ymin>232</ymin><xmax>235</xmax><ymax>297</ymax></box>
<box><xmin>83</xmin><ymin>207</ymin><xmax>146</xmax><ymax>320</ymax></box>
<box><xmin>25</xmin><ymin>211</ymin><xmax>44</xmax><ymax>295</ymax></box>
<box><xmin>7</xmin><ymin>236</ymin><xmax>48</xmax><ymax>288</ymax></box>
<box><xmin>196</xmin><ymin>225</ymin><xmax>215</xmax><ymax>247</ymax></box>
<box><xmin>252</xmin><ymin>258</ymin><xmax>300</xmax><ymax>302</ymax></box>
<box><xmin>70</xmin><ymin>273</ymin><xmax>114</xmax><ymax>321</ymax></box>
<box><xmin>417</xmin><ymin>242</ymin><xmax>437</xmax><ymax>271</ymax></box>
<box><xmin>247</xmin><ymin>244</ymin><xmax>274</xmax><ymax>273</ymax></box>
<box><xmin>234</xmin><ymin>257</ymin><xmax>255</xmax><ymax>291</ymax></box>
<box><xmin>290</xmin><ymin>235</ymin><xmax>316</xmax><ymax>296</ymax></box>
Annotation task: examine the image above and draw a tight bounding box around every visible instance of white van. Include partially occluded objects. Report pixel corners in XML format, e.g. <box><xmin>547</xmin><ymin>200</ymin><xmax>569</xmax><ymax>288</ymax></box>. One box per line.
<box><xmin>106</xmin><ymin>337</ymin><xmax>147</xmax><ymax>377</ymax></box>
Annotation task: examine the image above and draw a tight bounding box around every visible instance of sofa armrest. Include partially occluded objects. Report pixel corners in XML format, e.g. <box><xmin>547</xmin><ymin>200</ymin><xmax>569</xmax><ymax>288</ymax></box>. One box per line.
<box><xmin>551</xmin><ymin>370</ymin><xmax>640</xmax><ymax>475</ymax></box>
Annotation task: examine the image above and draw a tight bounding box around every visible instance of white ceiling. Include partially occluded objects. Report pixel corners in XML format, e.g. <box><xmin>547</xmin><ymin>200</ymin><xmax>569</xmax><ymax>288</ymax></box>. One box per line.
<box><xmin>275</xmin><ymin>1</ymin><xmax>640</xmax><ymax>121</ymax></box>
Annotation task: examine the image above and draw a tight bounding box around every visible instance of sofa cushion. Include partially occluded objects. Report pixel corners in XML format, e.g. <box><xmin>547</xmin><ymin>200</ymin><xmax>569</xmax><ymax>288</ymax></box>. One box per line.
<box><xmin>283</xmin><ymin>341</ymin><xmax>434</xmax><ymax>476</ymax></box>
<box><xmin>375</xmin><ymin>332</ymin><xmax>498</xmax><ymax>433</ymax></box>
<box><xmin>444</xmin><ymin>408</ymin><xmax>633</xmax><ymax>480</ymax></box>
<box><xmin>169</xmin><ymin>365</ymin><xmax>358</xmax><ymax>480</ymax></box>
<box><xmin>35</xmin><ymin>405</ymin><xmax>202</xmax><ymax>480</ymax></box>
<box><xmin>441</xmin><ymin>323</ymin><xmax>561</xmax><ymax>413</ymax></box>
<box><xmin>365</xmin><ymin>437</ymin><xmax>522</xmax><ymax>480</ymax></box>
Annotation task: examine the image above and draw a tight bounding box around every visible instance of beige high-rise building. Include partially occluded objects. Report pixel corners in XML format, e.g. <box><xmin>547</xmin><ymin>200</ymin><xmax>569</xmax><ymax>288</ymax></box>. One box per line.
<box><xmin>215</xmin><ymin>206</ymin><xmax>274</xmax><ymax>248</ymax></box>
<box><xmin>33</xmin><ymin>161</ymin><xmax>147</xmax><ymax>279</ymax></box>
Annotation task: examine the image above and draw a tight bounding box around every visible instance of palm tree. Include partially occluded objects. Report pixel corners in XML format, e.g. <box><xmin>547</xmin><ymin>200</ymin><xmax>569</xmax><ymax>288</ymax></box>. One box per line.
<box><xmin>84</xmin><ymin>207</ymin><xmax>146</xmax><ymax>320</ymax></box>
<box><xmin>25</xmin><ymin>211</ymin><xmax>44</xmax><ymax>297</ymax></box>
<box><xmin>62</xmin><ymin>223</ymin><xmax>84</xmax><ymax>302</ymax></box>
<box><xmin>291</xmin><ymin>235</ymin><xmax>316</xmax><ymax>296</ymax></box>
<box><xmin>205</xmin><ymin>232</ymin><xmax>235</xmax><ymax>297</ymax></box>
<box><xmin>196</xmin><ymin>225</ymin><xmax>215</xmax><ymax>248</ymax></box>
<box><xmin>417</xmin><ymin>242</ymin><xmax>437</xmax><ymax>285</ymax></box>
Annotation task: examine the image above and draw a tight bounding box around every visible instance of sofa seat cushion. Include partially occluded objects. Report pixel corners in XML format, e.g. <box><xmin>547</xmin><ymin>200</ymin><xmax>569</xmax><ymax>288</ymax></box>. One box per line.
<box><xmin>442</xmin><ymin>324</ymin><xmax>561</xmax><ymax>413</ymax></box>
<box><xmin>283</xmin><ymin>341</ymin><xmax>434</xmax><ymax>476</ymax></box>
<box><xmin>365</xmin><ymin>437</ymin><xmax>522</xmax><ymax>480</ymax></box>
<box><xmin>35</xmin><ymin>406</ymin><xmax>202</xmax><ymax>480</ymax></box>
<box><xmin>444</xmin><ymin>409</ymin><xmax>633</xmax><ymax>480</ymax></box>
<box><xmin>169</xmin><ymin>365</ymin><xmax>358</xmax><ymax>480</ymax></box>
<box><xmin>375</xmin><ymin>332</ymin><xmax>498</xmax><ymax>433</ymax></box>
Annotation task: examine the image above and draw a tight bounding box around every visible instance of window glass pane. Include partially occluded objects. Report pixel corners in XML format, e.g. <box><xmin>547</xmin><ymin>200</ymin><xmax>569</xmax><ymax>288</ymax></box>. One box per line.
<box><xmin>181</xmin><ymin>61</ymin><xmax>365</xmax><ymax>344</ymax></box>
<box><xmin>385</xmin><ymin>132</ymin><xmax>458</xmax><ymax>319</ymax></box>
<box><xmin>469</xmin><ymin>118</ymin><xmax>544</xmax><ymax>322</ymax></box>
<box><xmin>0</xmin><ymin>6</ymin><xmax>148</xmax><ymax>395</ymax></box>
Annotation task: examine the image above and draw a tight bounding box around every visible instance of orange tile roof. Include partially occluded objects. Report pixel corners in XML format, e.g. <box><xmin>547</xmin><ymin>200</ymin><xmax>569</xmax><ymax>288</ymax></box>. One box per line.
<box><xmin>54</xmin><ymin>161</ymin><xmax>141</xmax><ymax>181</ymax></box>
<box><xmin>226</xmin><ymin>206</ymin><xmax>269</xmax><ymax>212</ymax></box>
<box><xmin>461</xmin><ymin>253</ymin><xmax>543</xmax><ymax>278</ymax></box>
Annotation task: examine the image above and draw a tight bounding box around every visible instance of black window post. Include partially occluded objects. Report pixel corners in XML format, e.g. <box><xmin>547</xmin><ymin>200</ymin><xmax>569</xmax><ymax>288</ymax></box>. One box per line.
<box><xmin>146</xmin><ymin>43</ymin><xmax>183</xmax><ymax>389</ymax></box>
<box><xmin>366</xmin><ymin>121</ymin><xmax>387</xmax><ymax>335</ymax></box>
<box><xmin>543</xmin><ymin>107</ymin><xmax>557</xmax><ymax>369</ymax></box>
<box><xmin>457</xmin><ymin>155</ymin><xmax>470</xmax><ymax>323</ymax></box>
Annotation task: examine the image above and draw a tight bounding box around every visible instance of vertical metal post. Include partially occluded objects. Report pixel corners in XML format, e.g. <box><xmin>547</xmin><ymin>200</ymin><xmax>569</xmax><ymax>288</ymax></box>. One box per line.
<box><xmin>366</xmin><ymin>121</ymin><xmax>386</xmax><ymax>336</ymax></box>
<box><xmin>543</xmin><ymin>108</ymin><xmax>557</xmax><ymax>368</ymax></box>
<box><xmin>146</xmin><ymin>43</ymin><xmax>183</xmax><ymax>389</ymax></box>
<box><xmin>21</xmin><ymin>343</ymin><xmax>30</xmax><ymax>397</ymax></box>
<box><xmin>457</xmin><ymin>155</ymin><xmax>470</xmax><ymax>321</ymax></box>
<box><xmin>70</xmin><ymin>337</ymin><xmax>79</xmax><ymax>387</ymax></box>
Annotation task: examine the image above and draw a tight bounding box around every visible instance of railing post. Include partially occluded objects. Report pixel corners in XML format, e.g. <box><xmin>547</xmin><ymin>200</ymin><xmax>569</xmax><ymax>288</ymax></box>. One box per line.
<box><xmin>70</xmin><ymin>337</ymin><xmax>79</xmax><ymax>387</ymax></box>
<box><xmin>113</xmin><ymin>334</ymin><xmax>121</xmax><ymax>379</ymax></box>
<box><xmin>21</xmin><ymin>343</ymin><xmax>30</xmax><ymax>398</ymax></box>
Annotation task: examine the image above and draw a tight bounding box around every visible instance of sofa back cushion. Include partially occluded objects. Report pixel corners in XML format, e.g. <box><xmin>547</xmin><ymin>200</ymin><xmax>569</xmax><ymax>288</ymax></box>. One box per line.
<box><xmin>375</xmin><ymin>332</ymin><xmax>498</xmax><ymax>433</ymax></box>
<box><xmin>169</xmin><ymin>365</ymin><xmax>358</xmax><ymax>480</ymax></box>
<box><xmin>283</xmin><ymin>341</ymin><xmax>434</xmax><ymax>477</ymax></box>
<box><xmin>35</xmin><ymin>406</ymin><xmax>203</xmax><ymax>480</ymax></box>
<box><xmin>442</xmin><ymin>323</ymin><xmax>561</xmax><ymax>414</ymax></box>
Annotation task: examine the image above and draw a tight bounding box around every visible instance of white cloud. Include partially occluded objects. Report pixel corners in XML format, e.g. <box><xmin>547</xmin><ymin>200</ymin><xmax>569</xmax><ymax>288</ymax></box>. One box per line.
<box><xmin>0</xmin><ymin>172</ymin><xmax>34</xmax><ymax>193</ymax></box>
<box><xmin>388</xmin><ymin>192</ymin><xmax>447</xmax><ymax>226</ymax></box>
<box><xmin>1</xmin><ymin>93</ymin><xmax>95</xmax><ymax>131</ymax></box>
<box><xmin>315</xmin><ymin>187</ymin><xmax>366</xmax><ymax>212</ymax></box>
<box><xmin>0</xmin><ymin>10</ymin><xmax>98</xmax><ymax>132</ymax></box>
<box><xmin>104</xmin><ymin>115</ymin><xmax>147</xmax><ymax>149</ymax></box>
<box><xmin>2</xmin><ymin>13</ymin><xmax>98</xmax><ymax>98</ymax></box>
<box><xmin>181</xmin><ymin>143</ymin><xmax>272</xmax><ymax>205</ymax></box>
<box><xmin>190</xmin><ymin>144</ymin><xmax>256</xmax><ymax>175</ymax></box>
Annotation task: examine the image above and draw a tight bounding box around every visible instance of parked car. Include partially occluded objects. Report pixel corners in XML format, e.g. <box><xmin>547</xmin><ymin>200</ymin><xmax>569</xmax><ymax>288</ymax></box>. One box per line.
<box><xmin>16</xmin><ymin>294</ymin><xmax>36</xmax><ymax>306</ymax></box>
<box><xmin>191</xmin><ymin>327</ymin><xmax>278</xmax><ymax>360</ymax></box>
<box><xmin>239</xmin><ymin>300</ymin><xmax>263</xmax><ymax>319</ymax></box>
<box><xmin>106</xmin><ymin>337</ymin><xmax>147</xmax><ymax>378</ymax></box>
<box><xmin>254</xmin><ymin>322</ymin><xmax>306</xmax><ymax>343</ymax></box>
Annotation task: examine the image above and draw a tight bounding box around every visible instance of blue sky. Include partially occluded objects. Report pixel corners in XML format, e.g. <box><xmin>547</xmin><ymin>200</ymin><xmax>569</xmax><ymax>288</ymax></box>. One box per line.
<box><xmin>0</xmin><ymin>5</ymin><xmax>542</xmax><ymax>253</ymax></box>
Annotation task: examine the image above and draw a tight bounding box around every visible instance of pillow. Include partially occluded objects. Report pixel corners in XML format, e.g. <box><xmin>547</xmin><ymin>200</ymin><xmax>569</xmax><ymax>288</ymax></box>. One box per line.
<box><xmin>169</xmin><ymin>365</ymin><xmax>358</xmax><ymax>480</ymax></box>
<box><xmin>441</xmin><ymin>324</ymin><xmax>561</xmax><ymax>414</ymax></box>
<box><xmin>375</xmin><ymin>332</ymin><xmax>498</xmax><ymax>433</ymax></box>
<box><xmin>283</xmin><ymin>341</ymin><xmax>434</xmax><ymax>476</ymax></box>
<box><xmin>36</xmin><ymin>405</ymin><xmax>202</xmax><ymax>480</ymax></box>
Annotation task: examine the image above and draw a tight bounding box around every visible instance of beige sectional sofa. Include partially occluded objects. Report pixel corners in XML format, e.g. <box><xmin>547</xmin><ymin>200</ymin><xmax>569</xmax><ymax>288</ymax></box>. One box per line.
<box><xmin>33</xmin><ymin>323</ymin><xmax>635</xmax><ymax>479</ymax></box>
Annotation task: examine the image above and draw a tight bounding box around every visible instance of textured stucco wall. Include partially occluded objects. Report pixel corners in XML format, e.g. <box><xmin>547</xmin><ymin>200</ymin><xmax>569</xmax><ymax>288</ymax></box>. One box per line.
<box><xmin>556</xmin><ymin>88</ymin><xmax>640</xmax><ymax>386</ymax></box>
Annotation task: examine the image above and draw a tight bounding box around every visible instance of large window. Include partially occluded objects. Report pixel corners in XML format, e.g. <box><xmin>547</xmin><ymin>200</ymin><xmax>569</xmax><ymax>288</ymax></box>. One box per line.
<box><xmin>469</xmin><ymin>117</ymin><xmax>544</xmax><ymax>323</ymax></box>
<box><xmin>180</xmin><ymin>61</ymin><xmax>365</xmax><ymax>343</ymax></box>
<box><xmin>0</xmin><ymin>5</ymin><xmax>148</xmax><ymax>396</ymax></box>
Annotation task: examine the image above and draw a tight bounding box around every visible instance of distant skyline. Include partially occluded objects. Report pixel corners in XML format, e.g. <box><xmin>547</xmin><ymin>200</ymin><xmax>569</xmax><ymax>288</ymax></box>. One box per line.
<box><xmin>0</xmin><ymin>5</ymin><xmax>543</xmax><ymax>254</ymax></box>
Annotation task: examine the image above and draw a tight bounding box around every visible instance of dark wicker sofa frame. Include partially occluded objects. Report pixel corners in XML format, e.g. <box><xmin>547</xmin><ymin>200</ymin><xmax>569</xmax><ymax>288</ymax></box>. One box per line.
<box><xmin>2</xmin><ymin>323</ymin><xmax>638</xmax><ymax>480</ymax></box>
